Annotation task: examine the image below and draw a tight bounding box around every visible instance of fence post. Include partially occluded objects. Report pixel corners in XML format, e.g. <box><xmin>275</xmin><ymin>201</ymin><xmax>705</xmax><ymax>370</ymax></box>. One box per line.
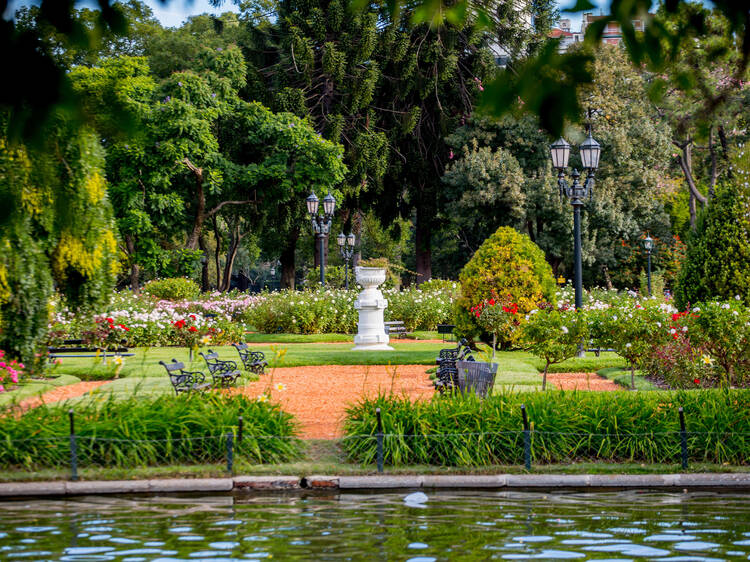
<box><xmin>238</xmin><ymin>416</ymin><xmax>244</xmax><ymax>444</ymax></box>
<box><xmin>679</xmin><ymin>407</ymin><xmax>688</xmax><ymax>470</ymax></box>
<box><xmin>521</xmin><ymin>404</ymin><xmax>531</xmax><ymax>471</ymax></box>
<box><xmin>68</xmin><ymin>409</ymin><xmax>78</xmax><ymax>481</ymax></box>
<box><xmin>226</xmin><ymin>433</ymin><xmax>234</xmax><ymax>474</ymax></box>
<box><xmin>376</xmin><ymin>407</ymin><xmax>384</xmax><ymax>473</ymax></box>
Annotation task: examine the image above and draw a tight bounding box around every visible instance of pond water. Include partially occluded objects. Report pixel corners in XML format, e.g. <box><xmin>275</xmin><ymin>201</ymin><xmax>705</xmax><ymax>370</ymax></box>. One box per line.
<box><xmin>0</xmin><ymin>490</ymin><xmax>749</xmax><ymax>560</ymax></box>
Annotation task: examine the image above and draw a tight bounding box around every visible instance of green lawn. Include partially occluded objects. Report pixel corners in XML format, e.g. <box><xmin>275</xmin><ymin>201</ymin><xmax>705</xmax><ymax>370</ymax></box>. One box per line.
<box><xmin>598</xmin><ymin>367</ymin><xmax>658</xmax><ymax>390</ymax></box>
<box><xmin>1</xmin><ymin>341</ymin><xmax>636</xmax><ymax>407</ymax></box>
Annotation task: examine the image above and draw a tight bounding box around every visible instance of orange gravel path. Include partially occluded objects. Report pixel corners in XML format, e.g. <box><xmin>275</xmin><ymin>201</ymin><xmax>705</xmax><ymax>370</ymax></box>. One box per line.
<box><xmin>545</xmin><ymin>372</ymin><xmax>620</xmax><ymax>391</ymax></box>
<box><xmin>231</xmin><ymin>364</ymin><xmax>434</xmax><ymax>439</ymax></box>
<box><xmin>16</xmin><ymin>381</ymin><xmax>110</xmax><ymax>412</ymax></box>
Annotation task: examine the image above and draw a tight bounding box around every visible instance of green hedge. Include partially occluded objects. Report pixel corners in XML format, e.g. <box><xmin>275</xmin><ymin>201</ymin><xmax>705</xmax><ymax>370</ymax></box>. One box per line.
<box><xmin>343</xmin><ymin>390</ymin><xmax>750</xmax><ymax>466</ymax></box>
<box><xmin>0</xmin><ymin>393</ymin><xmax>302</xmax><ymax>469</ymax></box>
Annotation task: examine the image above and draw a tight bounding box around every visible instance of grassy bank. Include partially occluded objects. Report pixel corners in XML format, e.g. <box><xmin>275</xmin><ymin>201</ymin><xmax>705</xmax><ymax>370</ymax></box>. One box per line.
<box><xmin>344</xmin><ymin>390</ymin><xmax>750</xmax><ymax>466</ymax></box>
<box><xmin>0</xmin><ymin>394</ymin><xmax>302</xmax><ymax>469</ymax></box>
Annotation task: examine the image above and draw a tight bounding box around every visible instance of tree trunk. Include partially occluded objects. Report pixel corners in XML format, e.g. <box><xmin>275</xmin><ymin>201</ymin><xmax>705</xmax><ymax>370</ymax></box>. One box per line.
<box><xmin>675</xmin><ymin>141</ymin><xmax>708</xmax><ymax>212</ymax></box>
<box><xmin>630</xmin><ymin>363</ymin><xmax>636</xmax><ymax>390</ymax></box>
<box><xmin>415</xmin><ymin>205</ymin><xmax>432</xmax><ymax>285</ymax></box>
<box><xmin>718</xmin><ymin>125</ymin><xmax>732</xmax><ymax>179</ymax></box>
<box><xmin>198</xmin><ymin>235</ymin><xmax>210</xmax><ymax>292</ymax></box>
<box><xmin>212</xmin><ymin>216</ymin><xmax>222</xmax><ymax>290</ymax></box>
<box><xmin>221</xmin><ymin>224</ymin><xmax>244</xmax><ymax>292</ymax></box>
<box><xmin>182</xmin><ymin>158</ymin><xmax>205</xmax><ymax>250</ymax></box>
<box><xmin>280</xmin><ymin>227</ymin><xmax>299</xmax><ymax>289</ymax></box>
<box><xmin>601</xmin><ymin>264</ymin><xmax>613</xmax><ymax>291</ymax></box>
<box><xmin>689</xmin><ymin>191</ymin><xmax>697</xmax><ymax>230</ymax></box>
<box><xmin>542</xmin><ymin>360</ymin><xmax>550</xmax><ymax>391</ymax></box>
<box><xmin>124</xmin><ymin>234</ymin><xmax>140</xmax><ymax>294</ymax></box>
<box><xmin>708</xmin><ymin>126</ymin><xmax>717</xmax><ymax>199</ymax></box>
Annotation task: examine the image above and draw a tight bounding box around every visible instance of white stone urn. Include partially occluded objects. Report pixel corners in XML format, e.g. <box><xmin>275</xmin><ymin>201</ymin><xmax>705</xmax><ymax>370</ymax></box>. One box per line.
<box><xmin>352</xmin><ymin>266</ymin><xmax>393</xmax><ymax>351</ymax></box>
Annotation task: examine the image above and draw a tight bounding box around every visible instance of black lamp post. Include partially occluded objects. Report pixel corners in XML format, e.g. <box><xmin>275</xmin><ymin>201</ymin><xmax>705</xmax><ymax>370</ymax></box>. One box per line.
<box><xmin>550</xmin><ymin>132</ymin><xmax>601</xmax><ymax>311</ymax></box>
<box><xmin>550</xmin><ymin>131</ymin><xmax>601</xmax><ymax>357</ymax></box>
<box><xmin>337</xmin><ymin>232</ymin><xmax>357</xmax><ymax>289</ymax></box>
<box><xmin>642</xmin><ymin>235</ymin><xmax>654</xmax><ymax>297</ymax></box>
<box><xmin>306</xmin><ymin>191</ymin><xmax>336</xmax><ymax>286</ymax></box>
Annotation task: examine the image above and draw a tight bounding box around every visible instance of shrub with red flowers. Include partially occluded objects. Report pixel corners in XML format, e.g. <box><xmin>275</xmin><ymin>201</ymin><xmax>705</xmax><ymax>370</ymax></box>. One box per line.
<box><xmin>471</xmin><ymin>296</ymin><xmax>524</xmax><ymax>350</ymax></box>
<box><xmin>641</xmin><ymin>331</ymin><xmax>719</xmax><ymax>389</ymax></box>
<box><xmin>82</xmin><ymin>317</ymin><xmax>131</xmax><ymax>351</ymax></box>
<box><xmin>682</xmin><ymin>300</ymin><xmax>750</xmax><ymax>386</ymax></box>
<box><xmin>172</xmin><ymin>315</ymin><xmax>205</xmax><ymax>350</ymax></box>
<box><xmin>0</xmin><ymin>350</ymin><xmax>25</xmax><ymax>392</ymax></box>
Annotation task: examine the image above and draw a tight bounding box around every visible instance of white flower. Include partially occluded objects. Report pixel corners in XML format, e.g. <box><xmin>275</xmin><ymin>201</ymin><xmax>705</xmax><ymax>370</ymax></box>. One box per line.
<box><xmin>670</xmin><ymin>328</ymin><xmax>677</xmax><ymax>334</ymax></box>
<box><xmin>561</xmin><ymin>326</ymin><xmax>569</xmax><ymax>334</ymax></box>
<box><xmin>735</xmin><ymin>295</ymin><xmax>741</xmax><ymax>300</ymax></box>
<box><xmin>275</xmin><ymin>383</ymin><xmax>287</xmax><ymax>391</ymax></box>
<box><xmin>625</xmin><ymin>343</ymin><xmax>631</xmax><ymax>348</ymax></box>
<box><xmin>257</xmin><ymin>394</ymin><xmax>269</xmax><ymax>403</ymax></box>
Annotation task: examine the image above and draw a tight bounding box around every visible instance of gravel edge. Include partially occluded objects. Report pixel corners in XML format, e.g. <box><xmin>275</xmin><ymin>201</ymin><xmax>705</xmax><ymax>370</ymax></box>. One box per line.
<box><xmin>2</xmin><ymin>473</ymin><xmax>750</xmax><ymax>497</ymax></box>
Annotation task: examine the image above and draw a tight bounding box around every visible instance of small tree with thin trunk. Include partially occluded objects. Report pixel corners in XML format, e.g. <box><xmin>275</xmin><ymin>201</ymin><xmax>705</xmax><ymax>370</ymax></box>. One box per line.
<box><xmin>522</xmin><ymin>308</ymin><xmax>588</xmax><ymax>391</ymax></box>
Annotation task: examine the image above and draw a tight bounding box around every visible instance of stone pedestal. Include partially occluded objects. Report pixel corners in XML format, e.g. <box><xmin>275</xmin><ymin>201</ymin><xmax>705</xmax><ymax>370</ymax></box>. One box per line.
<box><xmin>352</xmin><ymin>266</ymin><xmax>393</xmax><ymax>351</ymax></box>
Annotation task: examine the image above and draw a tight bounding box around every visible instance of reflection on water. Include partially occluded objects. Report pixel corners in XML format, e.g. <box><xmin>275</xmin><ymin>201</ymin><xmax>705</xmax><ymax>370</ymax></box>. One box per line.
<box><xmin>0</xmin><ymin>490</ymin><xmax>749</xmax><ymax>560</ymax></box>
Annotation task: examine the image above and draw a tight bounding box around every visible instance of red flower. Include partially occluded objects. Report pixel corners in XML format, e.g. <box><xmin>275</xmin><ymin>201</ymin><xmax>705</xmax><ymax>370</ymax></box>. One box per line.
<box><xmin>188</xmin><ymin>326</ymin><xmax>198</xmax><ymax>333</ymax></box>
<box><xmin>693</xmin><ymin>378</ymin><xmax>700</xmax><ymax>385</ymax></box>
<box><xmin>488</xmin><ymin>298</ymin><xmax>496</xmax><ymax>306</ymax></box>
<box><xmin>189</xmin><ymin>314</ymin><xmax>197</xmax><ymax>320</ymax></box>
<box><xmin>173</xmin><ymin>320</ymin><xmax>186</xmax><ymax>329</ymax></box>
<box><xmin>106</xmin><ymin>317</ymin><xmax>114</xmax><ymax>324</ymax></box>
<box><xmin>117</xmin><ymin>324</ymin><xmax>130</xmax><ymax>332</ymax></box>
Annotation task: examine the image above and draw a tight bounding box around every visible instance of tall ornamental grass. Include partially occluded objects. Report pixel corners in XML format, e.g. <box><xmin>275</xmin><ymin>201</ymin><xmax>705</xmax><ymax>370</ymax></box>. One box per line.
<box><xmin>0</xmin><ymin>393</ymin><xmax>301</xmax><ymax>469</ymax></box>
<box><xmin>343</xmin><ymin>390</ymin><xmax>750</xmax><ymax>466</ymax></box>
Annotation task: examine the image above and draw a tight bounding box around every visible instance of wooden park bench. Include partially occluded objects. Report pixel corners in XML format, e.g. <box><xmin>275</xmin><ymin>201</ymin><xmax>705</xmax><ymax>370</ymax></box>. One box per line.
<box><xmin>455</xmin><ymin>360</ymin><xmax>498</xmax><ymax>398</ymax></box>
<box><xmin>437</xmin><ymin>324</ymin><xmax>455</xmax><ymax>342</ymax></box>
<box><xmin>384</xmin><ymin>320</ymin><xmax>410</xmax><ymax>339</ymax></box>
<box><xmin>48</xmin><ymin>339</ymin><xmax>133</xmax><ymax>363</ymax></box>
<box><xmin>159</xmin><ymin>359</ymin><xmax>212</xmax><ymax>395</ymax></box>
<box><xmin>232</xmin><ymin>343</ymin><xmax>268</xmax><ymax>374</ymax></box>
<box><xmin>199</xmin><ymin>350</ymin><xmax>242</xmax><ymax>389</ymax></box>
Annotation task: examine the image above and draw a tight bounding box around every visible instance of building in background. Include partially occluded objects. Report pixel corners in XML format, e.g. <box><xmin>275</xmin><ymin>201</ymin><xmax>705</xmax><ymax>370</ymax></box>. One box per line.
<box><xmin>550</xmin><ymin>12</ymin><xmax>649</xmax><ymax>52</ymax></box>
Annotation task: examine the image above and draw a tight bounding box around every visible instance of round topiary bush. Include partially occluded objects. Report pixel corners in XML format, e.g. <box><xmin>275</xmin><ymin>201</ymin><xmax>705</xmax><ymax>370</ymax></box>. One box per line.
<box><xmin>142</xmin><ymin>277</ymin><xmax>201</xmax><ymax>301</ymax></box>
<box><xmin>455</xmin><ymin>226</ymin><xmax>556</xmax><ymax>343</ymax></box>
<box><xmin>674</xmin><ymin>174</ymin><xmax>750</xmax><ymax>309</ymax></box>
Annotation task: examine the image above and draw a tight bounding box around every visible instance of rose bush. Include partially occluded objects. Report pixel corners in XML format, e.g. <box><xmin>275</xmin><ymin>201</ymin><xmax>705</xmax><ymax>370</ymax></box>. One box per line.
<box><xmin>0</xmin><ymin>350</ymin><xmax>25</xmax><ymax>392</ymax></box>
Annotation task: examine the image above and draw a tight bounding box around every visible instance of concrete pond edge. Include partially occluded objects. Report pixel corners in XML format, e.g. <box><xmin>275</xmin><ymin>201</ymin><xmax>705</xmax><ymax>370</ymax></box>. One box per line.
<box><xmin>2</xmin><ymin>473</ymin><xmax>750</xmax><ymax>497</ymax></box>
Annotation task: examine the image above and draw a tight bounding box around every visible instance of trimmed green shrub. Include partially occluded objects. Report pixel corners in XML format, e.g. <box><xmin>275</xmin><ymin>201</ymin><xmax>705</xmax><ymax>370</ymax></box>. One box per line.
<box><xmin>674</xmin><ymin>179</ymin><xmax>750</xmax><ymax>308</ymax></box>
<box><xmin>455</xmin><ymin>226</ymin><xmax>556</xmax><ymax>342</ymax></box>
<box><xmin>344</xmin><ymin>390</ymin><xmax>750</xmax><ymax>466</ymax></box>
<box><xmin>142</xmin><ymin>277</ymin><xmax>201</xmax><ymax>301</ymax></box>
<box><xmin>0</xmin><ymin>393</ymin><xmax>301</xmax><ymax>468</ymax></box>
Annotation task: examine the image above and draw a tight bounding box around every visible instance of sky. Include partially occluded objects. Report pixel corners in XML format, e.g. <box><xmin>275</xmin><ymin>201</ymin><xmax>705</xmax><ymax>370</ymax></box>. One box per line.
<box><xmin>1</xmin><ymin>0</ymin><xmax>641</xmax><ymax>30</ymax></box>
<box><xmin>141</xmin><ymin>0</ymin><xmax>612</xmax><ymax>29</ymax></box>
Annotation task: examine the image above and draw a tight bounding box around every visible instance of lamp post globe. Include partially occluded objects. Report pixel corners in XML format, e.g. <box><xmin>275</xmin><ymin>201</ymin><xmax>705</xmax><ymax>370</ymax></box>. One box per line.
<box><xmin>322</xmin><ymin>192</ymin><xmax>336</xmax><ymax>217</ymax></box>
<box><xmin>550</xmin><ymin>138</ymin><xmax>571</xmax><ymax>170</ymax></box>
<box><xmin>306</xmin><ymin>192</ymin><xmax>319</xmax><ymax>216</ymax></box>
<box><xmin>579</xmin><ymin>132</ymin><xmax>601</xmax><ymax>170</ymax></box>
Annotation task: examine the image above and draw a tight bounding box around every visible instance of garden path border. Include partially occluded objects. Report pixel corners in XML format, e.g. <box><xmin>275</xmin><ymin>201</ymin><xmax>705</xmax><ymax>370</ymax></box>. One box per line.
<box><xmin>3</xmin><ymin>473</ymin><xmax>750</xmax><ymax>497</ymax></box>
